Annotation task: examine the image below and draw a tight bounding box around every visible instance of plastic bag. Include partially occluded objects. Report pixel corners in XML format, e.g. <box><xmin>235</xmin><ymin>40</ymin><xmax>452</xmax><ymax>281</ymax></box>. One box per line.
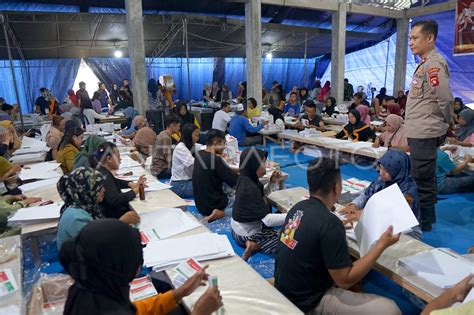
<box><xmin>27</xmin><ymin>273</ymin><xmax>74</xmax><ymax>315</ymax></box>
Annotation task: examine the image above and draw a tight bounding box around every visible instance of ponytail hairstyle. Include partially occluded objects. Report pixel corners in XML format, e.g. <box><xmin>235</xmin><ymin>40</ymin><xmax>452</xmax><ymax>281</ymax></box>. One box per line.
<box><xmin>88</xmin><ymin>141</ymin><xmax>117</xmax><ymax>169</ymax></box>
<box><xmin>58</xmin><ymin>127</ymin><xmax>83</xmax><ymax>150</ymax></box>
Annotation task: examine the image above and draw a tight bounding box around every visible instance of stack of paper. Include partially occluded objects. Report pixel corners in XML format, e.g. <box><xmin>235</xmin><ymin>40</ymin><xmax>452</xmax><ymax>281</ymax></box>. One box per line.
<box><xmin>13</xmin><ymin>136</ymin><xmax>49</xmax><ymax>155</ymax></box>
<box><xmin>19</xmin><ymin>177</ymin><xmax>60</xmax><ymax>193</ymax></box>
<box><xmin>354</xmin><ymin>184</ymin><xmax>419</xmax><ymax>256</ymax></box>
<box><xmin>10</xmin><ymin>152</ymin><xmax>46</xmax><ymax>164</ymax></box>
<box><xmin>8</xmin><ymin>204</ymin><xmax>62</xmax><ymax>226</ymax></box>
<box><xmin>139</xmin><ymin>208</ymin><xmax>201</xmax><ymax>244</ymax></box>
<box><xmin>332</xmin><ymin>210</ymin><xmax>357</xmax><ymax>241</ymax></box>
<box><xmin>144</xmin><ymin>180</ymin><xmax>172</xmax><ymax>192</ymax></box>
<box><xmin>399</xmin><ymin>248</ymin><xmax>474</xmax><ymax>288</ymax></box>
<box><xmin>143</xmin><ymin>232</ymin><xmax>235</xmax><ymax>271</ymax></box>
<box><xmin>19</xmin><ymin>162</ymin><xmax>61</xmax><ymax>180</ymax></box>
<box><xmin>342</xmin><ymin>178</ymin><xmax>371</xmax><ymax>194</ymax></box>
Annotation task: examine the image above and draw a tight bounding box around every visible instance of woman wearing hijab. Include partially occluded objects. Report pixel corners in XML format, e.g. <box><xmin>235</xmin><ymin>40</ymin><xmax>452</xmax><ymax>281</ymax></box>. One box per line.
<box><xmin>453</xmin><ymin>98</ymin><xmax>466</xmax><ymax>124</ymax></box>
<box><xmin>211</xmin><ymin>81</ymin><xmax>220</xmax><ymax>101</ymax></box>
<box><xmin>454</xmin><ymin>109</ymin><xmax>474</xmax><ymax>146</ymax></box>
<box><xmin>110</xmin><ymin>83</ymin><xmax>121</xmax><ymax>106</ymax></box>
<box><xmin>231</xmin><ymin>148</ymin><xmax>286</xmax><ymax>260</ymax></box>
<box><xmin>336</xmin><ymin>109</ymin><xmax>375</xmax><ymax>142</ymax></box>
<box><xmin>340</xmin><ymin>150</ymin><xmax>422</xmax><ymax>240</ymax></box>
<box><xmin>60</xmin><ymin>219</ymin><xmax>222</xmax><ymax>315</ymax></box>
<box><xmin>175</xmin><ymin>101</ymin><xmax>200</xmax><ymax>128</ymax></box>
<box><xmin>202</xmin><ymin>84</ymin><xmax>213</xmax><ymax>102</ymax></box>
<box><xmin>73</xmin><ymin>135</ymin><xmax>106</xmax><ymax>169</ymax></box>
<box><xmin>237</xmin><ymin>81</ymin><xmax>247</xmax><ymax>103</ymax></box>
<box><xmin>373</xmin><ymin>114</ymin><xmax>409</xmax><ymax>151</ymax></box>
<box><xmin>56</xmin><ymin>167</ymin><xmax>144</xmax><ymax>250</ymax></box>
<box><xmin>356</xmin><ymin>105</ymin><xmax>371</xmax><ymax>125</ymax></box>
<box><xmin>322</xmin><ymin>97</ymin><xmax>338</xmax><ymax>116</ymax></box>
<box><xmin>219</xmin><ymin>84</ymin><xmax>232</xmax><ymax>102</ymax></box>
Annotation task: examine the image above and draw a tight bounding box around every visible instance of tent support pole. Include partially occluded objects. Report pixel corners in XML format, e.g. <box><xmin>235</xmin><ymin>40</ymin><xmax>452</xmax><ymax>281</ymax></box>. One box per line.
<box><xmin>1</xmin><ymin>14</ymin><xmax>24</xmax><ymax>132</ymax></box>
<box><xmin>384</xmin><ymin>37</ymin><xmax>390</xmax><ymax>89</ymax></box>
<box><xmin>304</xmin><ymin>32</ymin><xmax>308</xmax><ymax>86</ymax></box>
<box><xmin>183</xmin><ymin>18</ymin><xmax>192</xmax><ymax>109</ymax></box>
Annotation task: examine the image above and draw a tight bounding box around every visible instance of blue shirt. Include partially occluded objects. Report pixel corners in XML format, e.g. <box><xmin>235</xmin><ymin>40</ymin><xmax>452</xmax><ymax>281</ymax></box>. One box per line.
<box><xmin>56</xmin><ymin>207</ymin><xmax>93</xmax><ymax>250</ymax></box>
<box><xmin>229</xmin><ymin>114</ymin><xmax>264</xmax><ymax>146</ymax></box>
<box><xmin>436</xmin><ymin>149</ymin><xmax>457</xmax><ymax>191</ymax></box>
<box><xmin>284</xmin><ymin>102</ymin><xmax>300</xmax><ymax>116</ymax></box>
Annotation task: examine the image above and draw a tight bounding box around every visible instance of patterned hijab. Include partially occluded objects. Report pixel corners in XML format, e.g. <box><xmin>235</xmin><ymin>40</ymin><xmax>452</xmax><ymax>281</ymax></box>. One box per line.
<box><xmin>57</xmin><ymin>167</ymin><xmax>106</xmax><ymax>219</ymax></box>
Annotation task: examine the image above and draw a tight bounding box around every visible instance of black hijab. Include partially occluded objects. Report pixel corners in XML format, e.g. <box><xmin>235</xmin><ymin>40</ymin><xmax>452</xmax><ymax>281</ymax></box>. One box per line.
<box><xmin>175</xmin><ymin>101</ymin><xmax>195</xmax><ymax>126</ymax></box>
<box><xmin>60</xmin><ymin>219</ymin><xmax>143</xmax><ymax>315</ymax></box>
<box><xmin>232</xmin><ymin>148</ymin><xmax>270</xmax><ymax>223</ymax></box>
<box><xmin>268</xmin><ymin>105</ymin><xmax>284</xmax><ymax>123</ymax></box>
<box><xmin>344</xmin><ymin>109</ymin><xmax>366</xmax><ymax>134</ymax></box>
<box><xmin>324</xmin><ymin>97</ymin><xmax>337</xmax><ymax>116</ymax></box>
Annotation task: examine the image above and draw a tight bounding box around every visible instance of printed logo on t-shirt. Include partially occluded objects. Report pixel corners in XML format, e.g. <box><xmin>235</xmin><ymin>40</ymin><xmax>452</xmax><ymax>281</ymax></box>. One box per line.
<box><xmin>280</xmin><ymin>210</ymin><xmax>303</xmax><ymax>250</ymax></box>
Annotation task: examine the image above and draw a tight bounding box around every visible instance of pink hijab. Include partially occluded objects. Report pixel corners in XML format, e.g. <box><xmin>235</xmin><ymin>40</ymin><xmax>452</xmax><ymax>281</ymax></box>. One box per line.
<box><xmin>356</xmin><ymin>105</ymin><xmax>371</xmax><ymax>125</ymax></box>
<box><xmin>381</xmin><ymin>114</ymin><xmax>407</xmax><ymax>148</ymax></box>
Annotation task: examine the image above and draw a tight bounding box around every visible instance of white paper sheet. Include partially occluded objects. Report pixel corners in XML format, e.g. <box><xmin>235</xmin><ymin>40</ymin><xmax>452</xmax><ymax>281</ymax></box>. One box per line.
<box><xmin>8</xmin><ymin>203</ymin><xmax>62</xmax><ymax>225</ymax></box>
<box><xmin>10</xmin><ymin>152</ymin><xmax>45</xmax><ymax>164</ymax></box>
<box><xmin>139</xmin><ymin>208</ymin><xmax>201</xmax><ymax>242</ymax></box>
<box><xmin>19</xmin><ymin>162</ymin><xmax>61</xmax><ymax>180</ymax></box>
<box><xmin>12</xmin><ymin>147</ymin><xmax>49</xmax><ymax>155</ymax></box>
<box><xmin>19</xmin><ymin>177</ymin><xmax>60</xmax><ymax>193</ymax></box>
<box><xmin>399</xmin><ymin>248</ymin><xmax>474</xmax><ymax>288</ymax></box>
<box><xmin>143</xmin><ymin>232</ymin><xmax>220</xmax><ymax>267</ymax></box>
<box><xmin>354</xmin><ymin>184</ymin><xmax>419</xmax><ymax>256</ymax></box>
<box><xmin>144</xmin><ymin>180</ymin><xmax>172</xmax><ymax>192</ymax></box>
<box><xmin>21</xmin><ymin>136</ymin><xmax>48</xmax><ymax>149</ymax></box>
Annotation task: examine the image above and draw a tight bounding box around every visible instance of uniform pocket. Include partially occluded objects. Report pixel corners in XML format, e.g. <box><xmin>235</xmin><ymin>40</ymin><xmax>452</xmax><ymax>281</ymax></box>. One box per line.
<box><xmin>410</xmin><ymin>75</ymin><xmax>424</xmax><ymax>99</ymax></box>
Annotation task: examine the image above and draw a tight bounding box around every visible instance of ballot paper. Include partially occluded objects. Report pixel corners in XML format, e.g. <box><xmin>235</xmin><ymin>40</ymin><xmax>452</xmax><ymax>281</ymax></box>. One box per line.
<box><xmin>8</xmin><ymin>204</ymin><xmax>62</xmax><ymax>226</ymax></box>
<box><xmin>138</xmin><ymin>208</ymin><xmax>201</xmax><ymax>244</ymax></box>
<box><xmin>0</xmin><ymin>269</ymin><xmax>18</xmax><ymax>299</ymax></box>
<box><xmin>354</xmin><ymin>184</ymin><xmax>419</xmax><ymax>256</ymax></box>
<box><xmin>19</xmin><ymin>177</ymin><xmax>60</xmax><ymax>193</ymax></box>
<box><xmin>399</xmin><ymin>248</ymin><xmax>474</xmax><ymax>289</ymax></box>
<box><xmin>129</xmin><ymin>276</ymin><xmax>157</xmax><ymax>302</ymax></box>
<box><xmin>144</xmin><ymin>233</ymin><xmax>235</xmax><ymax>271</ymax></box>
<box><xmin>144</xmin><ymin>180</ymin><xmax>172</xmax><ymax>192</ymax></box>
<box><xmin>332</xmin><ymin>210</ymin><xmax>357</xmax><ymax>241</ymax></box>
<box><xmin>19</xmin><ymin>162</ymin><xmax>61</xmax><ymax>180</ymax></box>
<box><xmin>342</xmin><ymin>178</ymin><xmax>371</xmax><ymax>194</ymax></box>
<box><xmin>20</xmin><ymin>136</ymin><xmax>48</xmax><ymax>150</ymax></box>
<box><xmin>171</xmin><ymin>258</ymin><xmax>204</xmax><ymax>288</ymax></box>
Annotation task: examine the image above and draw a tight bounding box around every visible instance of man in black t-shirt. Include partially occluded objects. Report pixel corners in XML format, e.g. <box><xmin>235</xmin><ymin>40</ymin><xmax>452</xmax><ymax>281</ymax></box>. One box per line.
<box><xmin>193</xmin><ymin>129</ymin><xmax>238</xmax><ymax>222</ymax></box>
<box><xmin>299</xmin><ymin>100</ymin><xmax>325</xmax><ymax>131</ymax></box>
<box><xmin>34</xmin><ymin>88</ymin><xmax>50</xmax><ymax>115</ymax></box>
<box><xmin>275</xmin><ymin>158</ymin><xmax>401</xmax><ymax>315</ymax></box>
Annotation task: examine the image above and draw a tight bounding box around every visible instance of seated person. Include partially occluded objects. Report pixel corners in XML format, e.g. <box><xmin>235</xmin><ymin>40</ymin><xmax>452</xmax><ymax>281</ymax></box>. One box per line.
<box><xmin>1</xmin><ymin>194</ymin><xmax>41</xmax><ymax>238</ymax></box>
<box><xmin>212</xmin><ymin>101</ymin><xmax>232</xmax><ymax>132</ymax></box>
<box><xmin>0</xmin><ymin>120</ymin><xmax>21</xmax><ymax>150</ymax></box>
<box><xmin>73</xmin><ymin>135</ymin><xmax>106</xmax><ymax>170</ymax></box>
<box><xmin>421</xmin><ymin>274</ymin><xmax>473</xmax><ymax>314</ymax></box>
<box><xmin>82</xmin><ymin>102</ymin><xmax>105</xmax><ymax>125</ymax></box>
<box><xmin>453</xmin><ymin>98</ymin><xmax>465</xmax><ymax>124</ymax></box>
<box><xmin>356</xmin><ymin>104</ymin><xmax>371</xmax><ymax>125</ymax></box>
<box><xmin>47</xmin><ymin>116</ymin><xmax>65</xmax><ymax>160</ymax></box>
<box><xmin>56</xmin><ymin>167</ymin><xmax>140</xmax><ymax>250</ymax></box>
<box><xmin>151</xmin><ymin>115</ymin><xmax>181</xmax><ymax>179</ymax></box>
<box><xmin>170</xmin><ymin>123</ymin><xmax>201</xmax><ymax>198</ymax></box>
<box><xmin>193</xmin><ymin>129</ymin><xmax>238</xmax><ymax>222</ymax></box>
<box><xmin>229</xmin><ymin>104</ymin><xmax>266</xmax><ymax>146</ymax></box>
<box><xmin>373</xmin><ymin>114</ymin><xmax>409</xmax><ymax>151</ymax></box>
<box><xmin>173</xmin><ymin>101</ymin><xmax>200</xmax><ymax>142</ymax></box>
<box><xmin>348</xmin><ymin>92</ymin><xmax>364</xmax><ymax>111</ymax></box>
<box><xmin>274</xmin><ymin>157</ymin><xmax>401</xmax><ymax>315</ymax></box>
<box><xmin>219</xmin><ymin>84</ymin><xmax>232</xmax><ymax>102</ymax></box>
<box><xmin>121</xmin><ymin>115</ymin><xmax>145</xmax><ymax>140</ymax></box>
<box><xmin>451</xmin><ymin>109</ymin><xmax>474</xmax><ymax>146</ymax></box>
<box><xmin>132</xmin><ymin>116</ymin><xmax>157</xmax><ymax>158</ymax></box>
<box><xmin>336</xmin><ymin>109</ymin><xmax>375</xmax><ymax>142</ymax></box>
<box><xmin>0</xmin><ymin>126</ymin><xmax>13</xmax><ymax>159</ymax></box>
<box><xmin>60</xmin><ymin>219</ymin><xmax>222</xmax><ymax>315</ymax></box>
<box><xmin>296</xmin><ymin>100</ymin><xmax>325</xmax><ymax>131</ymax></box>
<box><xmin>268</xmin><ymin>99</ymin><xmax>285</xmax><ymax>123</ymax></box>
<box><xmin>246</xmin><ymin>97</ymin><xmax>261</xmax><ymax>120</ymax></box>
<box><xmin>202</xmin><ymin>84</ymin><xmax>213</xmax><ymax>102</ymax></box>
<box><xmin>56</xmin><ymin>127</ymin><xmax>84</xmax><ymax>174</ymax></box>
<box><xmin>0</xmin><ymin>103</ymin><xmax>13</xmax><ymax>121</ymax></box>
<box><xmin>322</xmin><ymin>97</ymin><xmax>339</xmax><ymax>116</ymax></box>
<box><xmin>231</xmin><ymin>148</ymin><xmax>285</xmax><ymax>260</ymax></box>
<box><xmin>93</xmin><ymin>142</ymin><xmax>146</xmax><ymax>219</ymax></box>
<box><xmin>283</xmin><ymin>92</ymin><xmax>300</xmax><ymax>117</ymax></box>
<box><xmin>383</xmin><ymin>96</ymin><xmax>401</xmax><ymax>117</ymax></box>
<box><xmin>436</xmin><ymin>147</ymin><xmax>473</xmax><ymax>194</ymax></box>
<box><xmin>340</xmin><ymin>150</ymin><xmax>422</xmax><ymax>240</ymax></box>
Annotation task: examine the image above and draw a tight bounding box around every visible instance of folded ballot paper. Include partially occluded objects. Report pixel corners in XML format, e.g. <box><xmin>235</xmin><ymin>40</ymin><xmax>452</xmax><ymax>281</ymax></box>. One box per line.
<box><xmin>19</xmin><ymin>162</ymin><xmax>62</xmax><ymax>181</ymax></box>
<box><xmin>8</xmin><ymin>203</ymin><xmax>62</xmax><ymax>227</ymax></box>
<box><xmin>138</xmin><ymin>208</ymin><xmax>201</xmax><ymax>244</ymax></box>
<box><xmin>399</xmin><ymin>248</ymin><xmax>474</xmax><ymax>289</ymax></box>
<box><xmin>354</xmin><ymin>184</ymin><xmax>419</xmax><ymax>256</ymax></box>
<box><xmin>143</xmin><ymin>232</ymin><xmax>235</xmax><ymax>271</ymax></box>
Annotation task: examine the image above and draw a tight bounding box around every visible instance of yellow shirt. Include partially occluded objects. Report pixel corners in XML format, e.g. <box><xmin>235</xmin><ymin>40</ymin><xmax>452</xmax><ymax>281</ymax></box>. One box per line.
<box><xmin>57</xmin><ymin>144</ymin><xmax>79</xmax><ymax>174</ymax></box>
<box><xmin>134</xmin><ymin>291</ymin><xmax>177</xmax><ymax>315</ymax></box>
<box><xmin>0</xmin><ymin>157</ymin><xmax>12</xmax><ymax>178</ymax></box>
<box><xmin>247</xmin><ymin>107</ymin><xmax>261</xmax><ymax>120</ymax></box>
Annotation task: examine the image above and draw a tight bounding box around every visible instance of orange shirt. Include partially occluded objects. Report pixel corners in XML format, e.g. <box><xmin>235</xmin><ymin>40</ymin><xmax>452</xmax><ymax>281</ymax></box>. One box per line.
<box><xmin>134</xmin><ymin>291</ymin><xmax>177</xmax><ymax>315</ymax></box>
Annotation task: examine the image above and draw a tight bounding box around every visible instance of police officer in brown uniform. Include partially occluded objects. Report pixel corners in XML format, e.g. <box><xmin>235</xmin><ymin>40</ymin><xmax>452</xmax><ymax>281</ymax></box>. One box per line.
<box><xmin>406</xmin><ymin>20</ymin><xmax>453</xmax><ymax>231</ymax></box>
